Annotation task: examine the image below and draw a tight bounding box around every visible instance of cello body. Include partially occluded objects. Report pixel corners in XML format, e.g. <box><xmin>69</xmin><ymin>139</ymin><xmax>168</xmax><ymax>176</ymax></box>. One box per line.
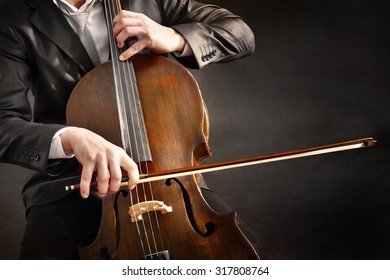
<box><xmin>66</xmin><ymin>54</ymin><xmax>259</xmax><ymax>260</ymax></box>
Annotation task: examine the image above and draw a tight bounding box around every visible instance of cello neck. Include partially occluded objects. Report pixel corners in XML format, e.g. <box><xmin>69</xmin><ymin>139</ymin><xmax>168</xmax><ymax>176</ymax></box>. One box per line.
<box><xmin>103</xmin><ymin>0</ymin><xmax>152</xmax><ymax>162</ymax></box>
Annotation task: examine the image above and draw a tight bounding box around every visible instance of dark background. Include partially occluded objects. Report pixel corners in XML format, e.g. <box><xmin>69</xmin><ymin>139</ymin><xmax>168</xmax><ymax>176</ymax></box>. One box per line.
<box><xmin>1</xmin><ymin>0</ymin><xmax>389</xmax><ymax>259</ymax></box>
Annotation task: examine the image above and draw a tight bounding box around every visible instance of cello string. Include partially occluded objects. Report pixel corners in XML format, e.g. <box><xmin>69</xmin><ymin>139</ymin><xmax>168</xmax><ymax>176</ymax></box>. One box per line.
<box><xmin>110</xmin><ymin>0</ymin><xmax>153</xmax><ymax>257</ymax></box>
<box><xmin>105</xmin><ymin>0</ymin><xmax>147</xmax><ymax>257</ymax></box>
<box><xmin>111</xmin><ymin>0</ymin><xmax>155</xmax><ymax>257</ymax></box>
<box><xmin>123</xmin><ymin>62</ymin><xmax>162</xmax><ymax>255</ymax></box>
<box><xmin>106</xmin><ymin>0</ymin><xmax>149</xmax><ymax>256</ymax></box>
<box><xmin>113</xmin><ymin>0</ymin><xmax>163</xmax><ymax>257</ymax></box>
<box><xmin>114</xmin><ymin>0</ymin><xmax>165</xmax><ymax>256</ymax></box>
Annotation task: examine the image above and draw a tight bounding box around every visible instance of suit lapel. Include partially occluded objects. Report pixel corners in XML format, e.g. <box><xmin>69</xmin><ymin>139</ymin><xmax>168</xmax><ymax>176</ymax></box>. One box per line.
<box><xmin>26</xmin><ymin>0</ymin><xmax>95</xmax><ymax>73</ymax></box>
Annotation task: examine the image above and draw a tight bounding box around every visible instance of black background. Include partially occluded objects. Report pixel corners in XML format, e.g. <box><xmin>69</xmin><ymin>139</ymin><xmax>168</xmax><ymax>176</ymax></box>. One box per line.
<box><xmin>1</xmin><ymin>0</ymin><xmax>389</xmax><ymax>259</ymax></box>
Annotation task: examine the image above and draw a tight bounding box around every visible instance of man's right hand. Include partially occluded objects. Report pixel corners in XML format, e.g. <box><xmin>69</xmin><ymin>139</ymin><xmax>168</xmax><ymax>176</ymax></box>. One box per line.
<box><xmin>59</xmin><ymin>127</ymin><xmax>139</xmax><ymax>199</ymax></box>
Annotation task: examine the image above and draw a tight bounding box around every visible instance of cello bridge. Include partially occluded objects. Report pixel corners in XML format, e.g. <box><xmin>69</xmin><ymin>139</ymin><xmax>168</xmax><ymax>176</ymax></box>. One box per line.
<box><xmin>128</xmin><ymin>200</ymin><xmax>173</xmax><ymax>222</ymax></box>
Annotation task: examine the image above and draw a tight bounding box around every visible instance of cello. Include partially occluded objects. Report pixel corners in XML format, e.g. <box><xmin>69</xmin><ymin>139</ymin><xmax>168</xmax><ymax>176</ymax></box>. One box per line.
<box><xmin>66</xmin><ymin>0</ymin><xmax>260</xmax><ymax>260</ymax></box>
<box><xmin>65</xmin><ymin>0</ymin><xmax>376</xmax><ymax>260</ymax></box>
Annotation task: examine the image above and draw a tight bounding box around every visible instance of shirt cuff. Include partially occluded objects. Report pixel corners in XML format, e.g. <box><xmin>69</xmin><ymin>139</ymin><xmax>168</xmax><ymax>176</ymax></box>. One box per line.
<box><xmin>49</xmin><ymin>127</ymin><xmax>75</xmax><ymax>159</ymax></box>
<box><xmin>174</xmin><ymin>42</ymin><xmax>194</xmax><ymax>57</ymax></box>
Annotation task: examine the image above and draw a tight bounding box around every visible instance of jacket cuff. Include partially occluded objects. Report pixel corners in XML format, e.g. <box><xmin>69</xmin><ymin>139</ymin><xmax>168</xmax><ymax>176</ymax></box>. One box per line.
<box><xmin>13</xmin><ymin>124</ymin><xmax>67</xmax><ymax>172</ymax></box>
<box><xmin>172</xmin><ymin>23</ymin><xmax>223</xmax><ymax>69</ymax></box>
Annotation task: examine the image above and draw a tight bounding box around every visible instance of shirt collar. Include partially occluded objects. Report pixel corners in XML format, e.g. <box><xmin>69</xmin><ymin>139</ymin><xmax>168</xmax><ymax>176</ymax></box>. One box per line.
<box><xmin>53</xmin><ymin>0</ymin><xmax>98</xmax><ymax>14</ymax></box>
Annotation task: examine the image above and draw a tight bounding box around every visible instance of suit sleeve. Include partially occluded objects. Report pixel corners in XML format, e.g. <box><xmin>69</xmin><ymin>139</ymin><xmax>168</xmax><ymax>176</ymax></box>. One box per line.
<box><xmin>161</xmin><ymin>0</ymin><xmax>255</xmax><ymax>69</ymax></box>
<box><xmin>0</xmin><ymin>15</ymin><xmax>65</xmax><ymax>172</ymax></box>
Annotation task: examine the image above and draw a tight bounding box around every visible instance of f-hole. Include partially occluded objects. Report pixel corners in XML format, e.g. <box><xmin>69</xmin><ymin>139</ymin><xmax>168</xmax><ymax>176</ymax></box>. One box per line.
<box><xmin>165</xmin><ymin>178</ymin><xmax>214</xmax><ymax>237</ymax></box>
<box><xmin>99</xmin><ymin>189</ymin><xmax>129</xmax><ymax>259</ymax></box>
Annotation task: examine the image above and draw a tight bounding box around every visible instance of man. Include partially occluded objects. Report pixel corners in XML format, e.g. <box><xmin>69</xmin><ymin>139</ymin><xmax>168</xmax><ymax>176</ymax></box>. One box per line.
<box><xmin>0</xmin><ymin>0</ymin><xmax>255</xmax><ymax>259</ymax></box>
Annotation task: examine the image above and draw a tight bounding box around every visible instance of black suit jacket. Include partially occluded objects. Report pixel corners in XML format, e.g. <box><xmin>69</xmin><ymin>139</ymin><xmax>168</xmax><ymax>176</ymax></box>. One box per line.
<box><xmin>0</xmin><ymin>0</ymin><xmax>255</xmax><ymax>209</ymax></box>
